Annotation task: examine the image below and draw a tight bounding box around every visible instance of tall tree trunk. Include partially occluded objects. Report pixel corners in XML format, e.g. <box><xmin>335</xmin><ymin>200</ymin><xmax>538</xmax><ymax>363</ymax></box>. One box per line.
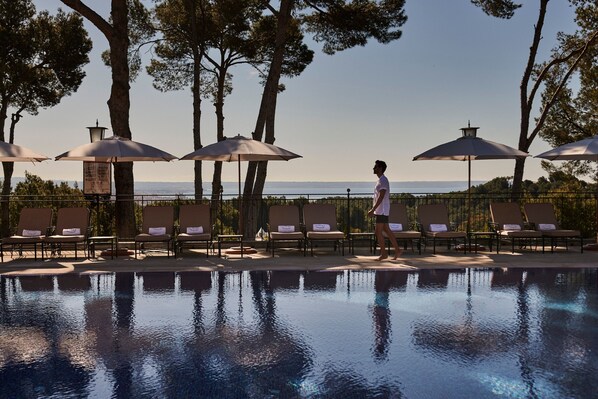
<box><xmin>0</xmin><ymin>111</ymin><xmax>21</xmax><ymax>237</ymax></box>
<box><xmin>248</xmin><ymin>90</ymin><xmax>278</xmax><ymax>237</ymax></box>
<box><xmin>511</xmin><ymin>0</ymin><xmax>548</xmax><ymax>199</ymax></box>
<box><xmin>0</xmin><ymin>101</ymin><xmax>9</xmax><ymax>238</ymax></box>
<box><xmin>108</xmin><ymin>0</ymin><xmax>135</xmax><ymax>238</ymax></box>
<box><xmin>211</xmin><ymin>69</ymin><xmax>226</xmax><ymax>224</ymax></box>
<box><xmin>242</xmin><ymin>0</ymin><xmax>293</xmax><ymax>237</ymax></box>
<box><xmin>186</xmin><ymin>0</ymin><xmax>203</xmax><ymax>200</ymax></box>
<box><xmin>192</xmin><ymin>59</ymin><xmax>202</xmax><ymax>201</ymax></box>
<box><xmin>60</xmin><ymin>0</ymin><xmax>136</xmax><ymax>238</ymax></box>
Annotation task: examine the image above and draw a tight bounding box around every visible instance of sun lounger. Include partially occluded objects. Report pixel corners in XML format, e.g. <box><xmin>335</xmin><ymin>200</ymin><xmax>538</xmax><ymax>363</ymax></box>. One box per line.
<box><xmin>490</xmin><ymin>202</ymin><xmax>542</xmax><ymax>253</ymax></box>
<box><xmin>303</xmin><ymin>203</ymin><xmax>345</xmax><ymax>256</ymax></box>
<box><xmin>1</xmin><ymin>207</ymin><xmax>52</xmax><ymax>262</ymax></box>
<box><xmin>45</xmin><ymin>207</ymin><xmax>90</xmax><ymax>259</ymax></box>
<box><xmin>417</xmin><ymin>204</ymin><xmax>467</xmax><ymax>254</ymax></box>
<box><xmin>523</xmin><ymin>203</ymin><xmax>583</xmax><ymax>253</ymax></box>
<box><xmin>267</xmin><ymin>205</ymin><xmax>305</xmax><ymax>256</ymax></box>
<box><xmin>176</xmin><ymin>204</ymin><xmax>213</xmax><ymax>257</ymax></box>
<box><xmin>135</xmin><ymin>206</ymin><xmax>175</xmax><ymax>258</ymax></box>
<box><xmin>383</xmin><ymin>203</ymin><xmax>422</xmax><ymax>254</ymax></box>
<box><xmin>45</xmin><ymin>207</ymin><xmax>90</xmax><ymax>260</ymax></box>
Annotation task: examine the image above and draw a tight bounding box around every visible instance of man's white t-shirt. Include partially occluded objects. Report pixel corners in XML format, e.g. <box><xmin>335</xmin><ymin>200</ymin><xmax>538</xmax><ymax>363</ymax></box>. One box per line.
<box><xmin>374</xmin><ymin>175</ymin><xmax>390</xmax><ymax>216</ymax></box>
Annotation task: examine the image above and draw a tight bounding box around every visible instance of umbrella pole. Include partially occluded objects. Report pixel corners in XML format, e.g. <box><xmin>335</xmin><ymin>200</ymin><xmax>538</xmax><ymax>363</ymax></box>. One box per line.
<box><xmin>238</xmin><ymin>155</ymin><xmax>243</xmax><ymax>236</ymax></box>
<box><xmin>467</xmin><ymin>156</ymin><xmax>471</xmax><ymax>234</ymax></box>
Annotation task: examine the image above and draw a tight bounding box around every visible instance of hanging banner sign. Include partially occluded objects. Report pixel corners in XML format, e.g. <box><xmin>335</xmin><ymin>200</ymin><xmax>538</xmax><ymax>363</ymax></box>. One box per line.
<box><xmin>83</xmin><ymin>162</ymin><xmax>111</xmax><ymax>195</ymax></box>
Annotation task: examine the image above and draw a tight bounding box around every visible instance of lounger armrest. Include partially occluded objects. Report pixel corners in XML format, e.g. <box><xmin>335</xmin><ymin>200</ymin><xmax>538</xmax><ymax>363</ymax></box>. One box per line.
<box><xmin>450</xmin><ymin>222</ymin><xmax>458</xmax><ymax>231</ymax></box>
<box><xmin>415</xmin><ymin>222</ymin><xmax>423</xmax><ymax>232</ymax></box>
<box><xmin>49</xmin><ymin>226</ymin><xmax>56</xmax><ymax>235</ymax></box>
<box><xmin>524</xmin><ymin>221</ymin><xmax>535</xmax><ymax>230</ymax></box>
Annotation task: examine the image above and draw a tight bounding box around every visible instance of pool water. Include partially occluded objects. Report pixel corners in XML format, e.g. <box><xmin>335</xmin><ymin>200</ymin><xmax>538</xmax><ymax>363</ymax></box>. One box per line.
<box><xmin>1</xmin><ymin>268</ymin><xmax>597</xmax><ymax>398</ymax></box>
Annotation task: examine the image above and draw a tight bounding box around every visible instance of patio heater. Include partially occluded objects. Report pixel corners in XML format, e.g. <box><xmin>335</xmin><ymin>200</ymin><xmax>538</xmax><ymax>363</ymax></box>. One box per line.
<box><xmin>85</xmin><ymin>121</ymin><xmax>109</xmax><ymax>235</ymax></box>
<box><xmin>461</xmin><ymin>123</ymin><xmax>478</xmax><ymax>233</ymax></box>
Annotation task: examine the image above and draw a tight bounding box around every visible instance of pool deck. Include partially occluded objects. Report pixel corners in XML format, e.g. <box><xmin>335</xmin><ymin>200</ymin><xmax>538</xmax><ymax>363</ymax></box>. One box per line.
<box><xmin>1</xmin><ymin>245</ymin><xmax>596</xmax><ymax>276</ymax></box>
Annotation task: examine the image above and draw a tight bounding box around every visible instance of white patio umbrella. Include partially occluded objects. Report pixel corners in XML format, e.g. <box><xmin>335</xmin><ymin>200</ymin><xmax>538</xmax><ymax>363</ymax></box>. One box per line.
<box><xmin>413</xmin><ymin>123</ymin><xmax>529</xmax><ymax>231</ymax></box>
<box><xmin>55</xmin><ymin>135</ymin><xmax>177</xmax><ymax>240</ymax></box>
<box><xmin>55</xmin><ymin>135</ymin><xmax>177</xmax><ymax>162</ymax></box>
<box><xmin>181</xmin><ymin>135</ymin><xmax>302</xmax><ymax>235</ymax></box>
<box><xmin>0</xmin><ymin>141</ymin><xmax>49</xmax><ymax>162</ymax></box>
<box><xmin>536</xmin><ymin>135</ymin><xmax>598</xmax><ymax>245</ymax></box>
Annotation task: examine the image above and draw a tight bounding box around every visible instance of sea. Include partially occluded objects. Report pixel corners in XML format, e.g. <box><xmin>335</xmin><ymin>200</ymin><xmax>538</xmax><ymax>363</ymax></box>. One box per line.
<box><xmin>135</xmin><ymin>181</ymin><xmax>485</xmax><ymax>196</ymax></box>
<box><xmin>9</xmin><ymin>178</ymin><xmax>484</xmax><ymax>197</ymax></box>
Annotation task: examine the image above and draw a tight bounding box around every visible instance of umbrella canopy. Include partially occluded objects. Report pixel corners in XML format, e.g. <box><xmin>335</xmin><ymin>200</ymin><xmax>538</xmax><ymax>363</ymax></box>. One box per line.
<box><xmin>55</xmin><ymin>135</ymin><xmax>177</xmax><ymax>162</ymax></box>
<box><xmin>181</xmin><ymin>135</ymin><xmax>301</xmax><ymax>162</ymax></box>
<box><xmin>536</xmin><ymin>135</ymin><xmax>598</xmax><ymax>245</ymax></box>
<box><xmin>413</xmin><ymin>124</ymin><xmax>529</xmax><ymax>232</ymax></box>
<box><xmin>535</xmin><ymin>135</ymin><xmax>598</xmax><ymax>161</ymax></box>
<box><xmin>413</xmin><ymin>135</ymin><xmax>529</xmax><ymax>160</ymax></box>
<box><xmin>181</xmin><ymin>135</ymin><xmax>302</xmax><ymax>236</ymax></box>
<box><xmin>0</xmin><ymin>141</ymin><xmax>49</xmax><ymax>162</ymax></box>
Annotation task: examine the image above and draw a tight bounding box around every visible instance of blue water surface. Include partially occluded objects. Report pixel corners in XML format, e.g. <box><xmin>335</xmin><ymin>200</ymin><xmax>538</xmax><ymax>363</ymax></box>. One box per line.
<box><xmin>0</xmin><ymin>268</ymin><xmax>596</xmax><ymax>399</ymax></box>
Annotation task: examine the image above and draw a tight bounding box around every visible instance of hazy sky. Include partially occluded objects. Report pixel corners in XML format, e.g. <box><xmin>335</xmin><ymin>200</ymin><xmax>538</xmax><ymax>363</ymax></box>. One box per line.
<box><xmin>13</xmin><ymin>0</ymin><xmax>577</xmax><ymax>184</ymax></box>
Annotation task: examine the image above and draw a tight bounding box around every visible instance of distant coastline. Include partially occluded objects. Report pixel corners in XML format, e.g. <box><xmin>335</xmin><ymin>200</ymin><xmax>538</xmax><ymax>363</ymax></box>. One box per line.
<box><xmin>8</xmin><ymin>177</ymin><xmax>486</xmax><ymax>195</ymax></box>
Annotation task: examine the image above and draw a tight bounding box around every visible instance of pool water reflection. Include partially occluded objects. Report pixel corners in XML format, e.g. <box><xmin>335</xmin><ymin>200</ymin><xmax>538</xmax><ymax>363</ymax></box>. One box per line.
<box><xmin>0</xmin><ymin>268</ymin><xmax>597</xmax><ymax>398</ymax></box>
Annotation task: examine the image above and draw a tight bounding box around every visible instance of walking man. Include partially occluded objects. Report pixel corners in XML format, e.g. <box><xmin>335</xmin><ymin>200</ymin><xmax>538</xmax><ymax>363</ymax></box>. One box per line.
<box><xmin>368</xmin><ymin>160</ymin><xmax>402</xmax><ymax>260</ymax></box>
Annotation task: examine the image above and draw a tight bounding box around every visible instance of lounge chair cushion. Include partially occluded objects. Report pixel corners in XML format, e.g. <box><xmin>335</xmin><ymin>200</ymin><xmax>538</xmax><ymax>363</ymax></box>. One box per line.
<box><xmin>62</xmin><ymin>228</ymin><xmax>81</xmax><ymax>236</ymax></box>
<box><xmin>149</xmin><ymin>227</ymin><xmax>166</xmax><ymax>235</ymax></box>
<box><xmin>136</xmin><ymin>233</ymin><xmax>172</xmax><ymax>242</ymax></box>
<box><xmin>541</xmin><ymin>229</ymin><xmax>580</xmax><ymax>237</ymax></box>
<box><xmin>22</xmin><ymin>229</ymin><xmax>42</xmax><ymax>237</ymax></box>
<box><xmin>46</xmin><ymin>235</ymin><xmax>85</xmax><ymax>243</ymax></box>
<box><xmin>313</xmin><ymin>223</ymin><xmax>331</xmax><ymax>232</ymax></box>
<box><xmin>3</xmin><ymin>236</ymin><xmax>46</xmax><ymax>244</ymax></box>
<box><xmin>499</xmin><ymin>230</ymin><xmax>542</xmax><ymax>238</ymax></box>
<box><xmin>278</xmin><ymin>225</ymin><xmax>295</xmax><ymax>233</ymax></box>
<box><xmin>384</xmin><ymin>230</ymin><xmax>421</xmax><ymax>239</ymax></box>
<box><xmin>389</xmin><ymin>223</ymin><xmax>403</xmax><ymax>232</ymax></box>
<box><xmin>177</xmin><ymin>232</ymin><xmax>211</xmax><ymax>241</ymax></box>
<box><xmin>503</xmin><ymin>224</ymin><xmax>521</xmax><ymax>231</ymax></box>
<box><xmin>271</xmin><ymin>231</ymin><xmax>304</xmax><ymax>240</ymax></box>
<box><xmin>538</xmin><ymin>223</ymin><xmax>556</xmax><ymax>231</ymax></box>
<box><xmin>425</xmin><ymin>231</ymin><xmax>466</xmax><ymax>239</ymax></box>
<box><xmin>306</xmin><ymin>231</ymin><xmax>344</xmax><ymax>240</ymax></box>
<box><xmin>186</xmin><ymin>226</ymin><xmax>203</xmax><ymax>234</ymax></box>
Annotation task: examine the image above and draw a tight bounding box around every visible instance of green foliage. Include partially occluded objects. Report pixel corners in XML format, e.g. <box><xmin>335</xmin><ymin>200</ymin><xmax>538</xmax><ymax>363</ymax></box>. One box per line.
<box><xmin>537</xmin><ymin>1</ymin><xmax>598</xmax><ymax>181</ymax></box>
<box><xmin>249</xmin><ymin>15</ymin><xmax>314</xmax><ymax>82</ymax></box>
<box><xmin>470</xmin><ymin>0</ymin><xmax>521</xmax><ymax>19</ymax></box>
<box><xmin>300</xmin><ymin>0</ymin><xmax>408</xmax><ymax>55</ymax></box>
<box><xmin>0</xmin><ymin>0</ymin><xmax>92</xmax><ymax>123</ymax></box>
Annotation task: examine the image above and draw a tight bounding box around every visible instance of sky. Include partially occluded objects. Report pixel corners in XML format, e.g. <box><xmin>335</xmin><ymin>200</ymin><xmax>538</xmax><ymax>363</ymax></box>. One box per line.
<box><xmin>11</xmin><ymin>0</ymin><xmax>578</xmax><ymax>184</ymax></box>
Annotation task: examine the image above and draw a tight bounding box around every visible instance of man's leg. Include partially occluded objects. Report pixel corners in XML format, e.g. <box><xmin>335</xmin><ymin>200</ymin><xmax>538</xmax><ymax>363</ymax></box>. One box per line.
<box><xmin>375</xmin><ymin>223</ymin><xmax>388</xmax><ymax>260</ymax></box>
<box><xmin>383</xmin><ymin>223</ymin><xmax>402</xmax><ymax>259</ymax></box>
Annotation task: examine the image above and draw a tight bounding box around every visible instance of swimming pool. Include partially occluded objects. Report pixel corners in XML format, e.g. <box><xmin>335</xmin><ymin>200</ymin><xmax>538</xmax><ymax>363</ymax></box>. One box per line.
<box><xmin>1</xmin><ymin>268</ymin><xmax>596</xmax><ymax>398</ymax></box>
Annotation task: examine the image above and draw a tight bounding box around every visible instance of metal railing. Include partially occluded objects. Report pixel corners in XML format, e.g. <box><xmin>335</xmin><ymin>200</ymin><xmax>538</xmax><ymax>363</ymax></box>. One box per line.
<box><xmin>2</xmin><ymin>191</ymin><xmax>597</xmax><ymax>239</ymax></box>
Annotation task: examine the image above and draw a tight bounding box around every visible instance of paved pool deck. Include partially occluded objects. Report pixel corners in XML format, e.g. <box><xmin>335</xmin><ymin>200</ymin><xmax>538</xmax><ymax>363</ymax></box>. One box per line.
<box><xmin>1</xmin><ymin>245</ymin><xmax>596</xmax><ymax>276</ymax></box>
